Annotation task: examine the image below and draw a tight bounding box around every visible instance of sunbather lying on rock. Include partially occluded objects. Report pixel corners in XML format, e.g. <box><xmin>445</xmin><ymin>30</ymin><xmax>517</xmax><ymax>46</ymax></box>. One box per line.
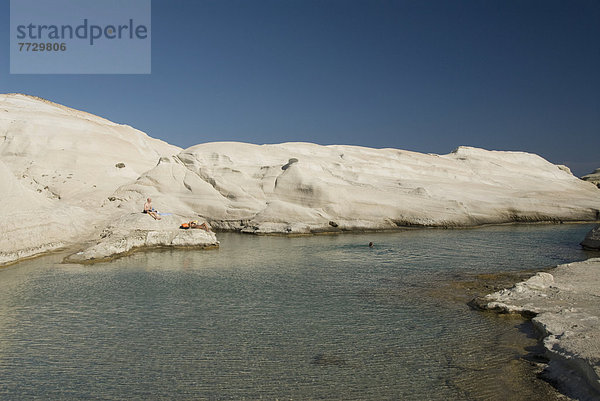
<box><xmin>191</xmin><ymin>221</ymin><xmax>211</xmax><ymax>231</ymax></box>
<box><xmin>180</xmin><ymin>221</ymin><xmax>212</xmax><ymax>231</ymax></box>
<box><xmin>143</xmin><ymin>197</ymin><xmax>161</xmax><ymax>220</ymax></box>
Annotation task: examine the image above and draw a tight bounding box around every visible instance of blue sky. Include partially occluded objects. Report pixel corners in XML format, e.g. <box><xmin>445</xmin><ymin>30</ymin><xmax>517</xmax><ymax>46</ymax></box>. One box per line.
<box><xmin>1</xmin><ymin>0</ymin><xmax>598</xmax><ymax>176</ymax></box>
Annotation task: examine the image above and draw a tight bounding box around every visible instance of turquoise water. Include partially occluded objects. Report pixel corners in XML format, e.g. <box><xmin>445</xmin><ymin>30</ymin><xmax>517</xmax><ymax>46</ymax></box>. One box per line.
<box><xmin>0</xmin><ymin>224</ymin><xmax>596</xmax><ymax>400</ymax></box>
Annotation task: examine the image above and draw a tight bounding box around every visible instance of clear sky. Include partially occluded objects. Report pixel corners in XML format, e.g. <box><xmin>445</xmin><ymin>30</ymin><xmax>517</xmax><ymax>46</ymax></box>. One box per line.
<box><xmin>1</xmin><ymin>0</ymin><xmax>598</xmax><ymax>176</ymax></box>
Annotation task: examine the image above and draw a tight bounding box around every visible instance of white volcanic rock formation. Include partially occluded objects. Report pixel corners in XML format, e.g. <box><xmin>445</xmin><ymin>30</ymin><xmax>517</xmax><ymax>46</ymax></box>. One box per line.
<box><xmin>1</xmin><ymin>93</ymin><xmax>600</xmax><ymax>264</ymax></box>
<box><xmin>583</xmin><ymin>168</ymin><xmax>600</xmax><ymax>188</ymax></box>
<box><xmin>478</xmin><ymin>259</ymin><xmax>600</xmax><ymax>399</ymax></box>
<box><xmin>0</xmin><ymin>94</ymin><xmax>183</xmax><ymax>264</ymax></box>
<box><xmin>581</xmin><ymin>225</ymin><xmax>600</xmax><ymax>250</ymax></box>
<box><xmin>111</xmin><ymin>142</ymin><xmax>600</xmax><ymax>233</ymax></box>
<box><xmin>0</xmin><ymin>93</ymin><xmax>179</xmax><ymax>205</ymax></box>
<box><xmin>65</xmin><ymin>213</ymin><xmax>218</xmax><ymax>263</ymax></box>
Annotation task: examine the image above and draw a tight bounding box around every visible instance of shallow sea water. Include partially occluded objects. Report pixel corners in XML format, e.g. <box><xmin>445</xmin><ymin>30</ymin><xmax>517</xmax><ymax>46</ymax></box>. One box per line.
<box><xmin>0</xmin><ymin>224</ymin><xmax>596</xmax><ymax>400</ymax></box>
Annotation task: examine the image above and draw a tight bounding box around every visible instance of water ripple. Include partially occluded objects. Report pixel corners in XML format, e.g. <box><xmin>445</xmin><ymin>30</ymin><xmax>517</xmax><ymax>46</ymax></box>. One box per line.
<box><xmin>0</xmin><ymin>224</ymin><xmax>594</xmax><ymax>400</ymax></box>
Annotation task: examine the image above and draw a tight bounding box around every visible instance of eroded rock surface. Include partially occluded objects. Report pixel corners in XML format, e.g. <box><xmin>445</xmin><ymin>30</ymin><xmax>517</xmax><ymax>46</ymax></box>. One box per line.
<box><xmin>2</xmin><ymin>93</ymin><xmax>600</xmax><ymax>264</ymax></box>
<box><xmin>582</xmin><ymin>168</ymin><xmax>600</xmax><ymax>188</ymax></box>
<box><xmin>65</xmin><ymin>213</ymin><xmax>218</xmax><ymax>263</ymax></box>
<box><xmin>478</xmin><ymin>259</ymin><xmax>600</xmax><ymax>399</ymax></box>
<box><xmin>581</xmin><ymin>225</ymin><xmax>600</xmax><ymax>250</ymax></box>
<box><xmin>112</xmin><ymin>142</ymin><xmax>600</xmax><ymax>234</ymax></box>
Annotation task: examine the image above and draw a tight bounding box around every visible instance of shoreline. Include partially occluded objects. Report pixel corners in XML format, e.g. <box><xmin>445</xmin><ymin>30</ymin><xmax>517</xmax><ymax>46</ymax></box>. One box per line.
<box><xmin>430</xmin><ymin>268</ymin><xmax>571</xmax><ymax>400</ymax></box>
<box><xmin>212</xmin><ymin>218</ymin><xmax>599</xmax><ymax>234</ymax></box>
<box><xmin>470</xmin><ymin>259</ymin><xmax>600</xmax><ymax>400</ymax></box>
<box><xmin>2</xmin><ymin>220</ymin><xmax>598</xmax><ymax>269</ymax></box>
<box><xmin>2</xmin><ymin>220</ymin><xmax>597</xmax><ymax>268</ymax></box>
<box><xmin>232</xmin><ymin>219</ymin><xmax>599</xmax><ymax>235</ymax></box>
<box><xmin>63</xmin><ymin>243</ymin><xmax>221</xmax><ymax>265</ymax></box>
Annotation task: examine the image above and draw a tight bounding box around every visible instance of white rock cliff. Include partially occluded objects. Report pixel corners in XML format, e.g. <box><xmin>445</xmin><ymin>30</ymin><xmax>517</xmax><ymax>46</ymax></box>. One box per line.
<box><xmin>1</xmin><ymin>93</ymin><xmax>599</xmax><ymax>264</ymax></box>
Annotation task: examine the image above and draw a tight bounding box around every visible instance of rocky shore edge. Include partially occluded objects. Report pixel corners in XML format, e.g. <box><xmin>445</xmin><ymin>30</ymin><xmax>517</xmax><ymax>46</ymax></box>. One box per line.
<box><xmin>470</xmin><ymin>257</ymin><xmax>600</xmax><ymax>400</ymax></box>
<box><xmin>63</xmin><ymin>213</ymin><xmax>219</xmax><ymax>264</ymax></box>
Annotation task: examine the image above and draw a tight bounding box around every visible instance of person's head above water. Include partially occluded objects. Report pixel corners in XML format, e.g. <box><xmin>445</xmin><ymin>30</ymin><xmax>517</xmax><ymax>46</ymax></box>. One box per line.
<box><xmin>368</xmin><ymin>242</ymin><xmax>374</xmax><ymax>247</ymax></box>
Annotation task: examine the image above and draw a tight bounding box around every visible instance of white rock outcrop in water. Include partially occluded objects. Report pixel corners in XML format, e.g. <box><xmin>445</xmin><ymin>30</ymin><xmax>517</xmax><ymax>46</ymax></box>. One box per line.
<box><xmin>581</xmin><ymin>225</ymin><xmax>600</xmax><ymax>250</ymax></box>
<box><xmin>65</xmin><ymin>213</ymin><xmax>218</xmax><ymax>263</ymax></box>
<box><xmin>1</xmin><ymin>93</ymin><xmax>600</xmax><ymax>264</ymax></box>
<box><xmin>480</xmin><ymin>259</ymin><xmax>600</xmax><ymax>400</ymax></box>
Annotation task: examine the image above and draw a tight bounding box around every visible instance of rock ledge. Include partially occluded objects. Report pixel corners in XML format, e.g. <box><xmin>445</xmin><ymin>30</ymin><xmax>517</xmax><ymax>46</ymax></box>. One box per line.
<box><xmin>65</xmin><ymin>213</ymin><xmax>219</xmax><ymax>263</ymax></box>
<box><xmin>474</xmin><ymin>259</ymin><xmax>600</xmax><ymax>400</ymax></box>
<box><xmin>581</xmin><ymin>225</ymin><xmax>600</xmax><ymax>250</ymax></box>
